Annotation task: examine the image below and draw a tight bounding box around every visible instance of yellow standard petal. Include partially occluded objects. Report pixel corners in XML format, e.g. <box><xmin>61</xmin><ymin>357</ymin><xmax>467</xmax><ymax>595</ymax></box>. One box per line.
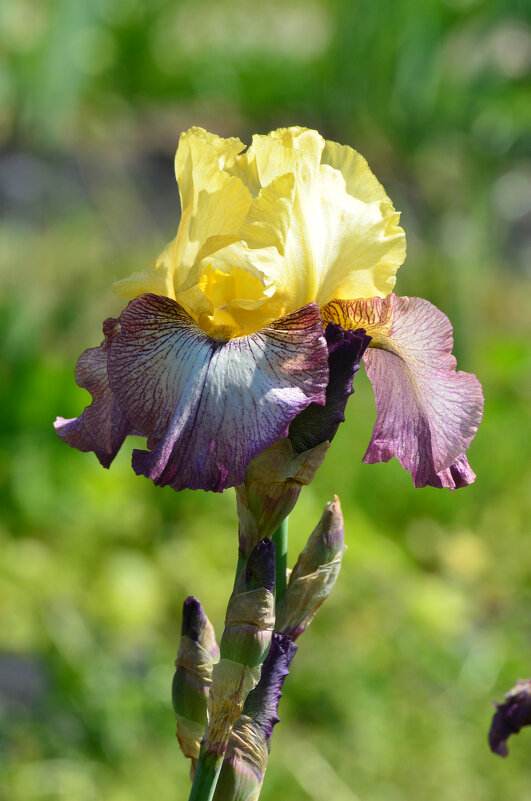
<box><xmin>208</xmin><ymin>127</ymin><xmax>406</xmax><ymax>330</ymax></box>
<box><xmin>115</xmin><ymin>126</ymin><xmax>407</xmax><ymax>341</ymax></box>
<box><xmin>114</xmin><ymin>127</ymin><xmax>252</xmax><ymax>302</ymax></box>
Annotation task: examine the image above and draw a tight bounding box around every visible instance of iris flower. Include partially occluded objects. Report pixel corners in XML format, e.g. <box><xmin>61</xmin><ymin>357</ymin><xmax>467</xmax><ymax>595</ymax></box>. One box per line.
<box><xmin>55</xmin><ymin>127</ymin><xmax>483</xmax><ymax>492</ymax></box>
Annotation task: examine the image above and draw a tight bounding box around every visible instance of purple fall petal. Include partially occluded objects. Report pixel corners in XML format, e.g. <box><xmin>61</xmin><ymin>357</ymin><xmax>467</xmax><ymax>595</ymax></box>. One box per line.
<box><xmin>435</xmin><ymin>453</ymin><xmax>477</xmax><ymax>489</ymax></box>
<box><xmin>289</xmin><ymin>323</ymin><xmax>371</xmax><ymax>452</ymax></box>
<box><xmin>362</xmin><ymin>295</ymin><xmax>484</xmax><ymax>489</ymax></box>
<box><xmin>54</xmin><ymin>318</ymin><xmax>133</xmax><ymax>468</ymax></box>
<box><xmin>107</xmin><ymin>294</ymin><xmax>328</xmax><ymax>492</ymax></box>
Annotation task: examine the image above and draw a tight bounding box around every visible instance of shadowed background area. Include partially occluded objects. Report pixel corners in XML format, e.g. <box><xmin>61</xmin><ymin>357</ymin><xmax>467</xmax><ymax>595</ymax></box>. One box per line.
<box><xmin>1</xmin><ymin>0</ymin><xmax>531</xmax><ymax>798</ymax></box>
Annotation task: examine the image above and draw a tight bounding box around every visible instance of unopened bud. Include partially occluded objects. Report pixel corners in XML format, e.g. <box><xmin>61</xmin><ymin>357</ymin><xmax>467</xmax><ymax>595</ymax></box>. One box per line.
<box><xmin>291</xmin><ymin>495</ymin><xmax>345</xmax><ymax>579</ymax></box>
<box><xmin>213</xmin><ymin>633</ymin><xmax>297</xmax><ymax>800</ymax></box>
<box><xmin>172</xmin><ymin>597</ymin><xmax>219</xmax><ymax>773</ymax></box>
<box><xmin>276</xmin><ymin>496</ymin><xmax>345</xmax><ymax>640</ymax></box>
<box><xmin>489</xmin><ymin>679</ymin><xmax>531</xmax><ymax>757</ymax></box>
<box><xmin>237</xmin><ymin>538</ymin><xmax>276</xmax><ymax>594</ymax></box>
<box><xmin>201</xmin><ymin>540</ymin><xmax>276</xmax><ymax>762</ymax></box>
<box><xmin>222</xmin><ymin>540</ymin><xmax>276</xmax><ymax>667</ymax></box>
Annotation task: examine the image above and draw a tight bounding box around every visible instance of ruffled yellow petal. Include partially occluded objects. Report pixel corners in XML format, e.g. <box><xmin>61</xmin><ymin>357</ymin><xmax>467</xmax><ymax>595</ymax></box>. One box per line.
<box><xmin>196</xmin><ymin>257</ymin><xmax>286</xmax><ymax>339</ymax></box>
<box><xmin>239</xmin><ymin>172</ymin><xmax>296</xmax><ymax>255</ymax></box>
<box><xmin>114</xmin><ymin>128</ymin><xmax>252</xmax><ymax>301</ymax></box>
<box><xmin>226</xmin><ymin>127</ymin><xmax>323</xmax><ymax>198</ymax></box>
<box><xmin>115</xmin><ymin>125</ymin><xmax>406</xmax><ymax>341</ymax></box>
<box><xmin>172</xmin><ymin>128</ymin><xmax>253</xmax><ymax>291</ymax></box>
<box><xmin>222</xmin><ymin>144</ymin><xmax>406</xmax><ymax>316</ymax></box>
<box><xmin>321</xmin><ymin>139</ymin><xmax>392</xmax><ymax>205</ymax></box>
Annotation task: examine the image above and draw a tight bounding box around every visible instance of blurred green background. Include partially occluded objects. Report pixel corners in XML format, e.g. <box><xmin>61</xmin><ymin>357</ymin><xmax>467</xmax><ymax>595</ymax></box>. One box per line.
<box><xmin>1</xmin><ymin>0</ymin><xmax>530</xmax><ymax>799</ymax></box>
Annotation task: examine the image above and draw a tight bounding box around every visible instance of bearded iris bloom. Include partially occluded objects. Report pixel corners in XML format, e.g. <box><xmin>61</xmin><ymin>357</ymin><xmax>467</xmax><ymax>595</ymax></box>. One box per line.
<box><xmin>55</xmin><ymin>127</ymin><xmax>483</xmax><ymax>492</ymax></box>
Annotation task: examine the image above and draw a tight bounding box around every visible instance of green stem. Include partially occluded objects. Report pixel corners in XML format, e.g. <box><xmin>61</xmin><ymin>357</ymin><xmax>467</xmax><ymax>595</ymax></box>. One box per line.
<box><xmin>233</xmin><ymin>553</ymin><xmax>246</xmax><ymax>591</ymax></box>
<box><xmin>188</xmin><ymin>751</ymin><xmax>222</xmax><ymax>801</ymax></box>
<box><xmin>272</xmin><ymin>517</ymin><xmax>288</xmax><ymax>602</ymax></box>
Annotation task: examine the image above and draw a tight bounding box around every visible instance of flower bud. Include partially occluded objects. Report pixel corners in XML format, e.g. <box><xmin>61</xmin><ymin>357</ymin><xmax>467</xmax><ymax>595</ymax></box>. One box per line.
<box><xmin>201</xmin><ymin>540</ymin><xmax>276</xmax><ymax>762</ymax></box>
<box><xmin>213</xmin><ymin>633</ymin><xmax>297</xmax><ymax>801</ymax></box>
<box><xmin>236</xmin><ymin>439</ymin><xmax>329</xmax><ymax>560</ymax></box>
<box><xmin>222</xmin><ymin>541</ymin><xmax>276</xmax><ymax>667</ymax></box>
<box><xmin>172</xmin><ymin>597</ymin><xmax>219</xmax><ymax>773</ymax></box>
<box><xmin>276</xmin><ymin>496</ymin><xmax>345</xmax><ymax>640</ymax></box>
<box><xmin>489</xmin><ymin>679</ymin><xmax>531</xmax><ymax>757</ymax></box>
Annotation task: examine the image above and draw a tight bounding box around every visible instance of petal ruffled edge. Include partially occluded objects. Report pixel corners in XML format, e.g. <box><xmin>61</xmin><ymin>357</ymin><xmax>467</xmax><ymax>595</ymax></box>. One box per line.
<box><xmin>56</xmin><ymin>298</ymin><xmax>329</xmax><ymax>493</ymax></box>
<box><xmin>106</xmin><ymin>294</ymin><xmax>329</xmax><ymax>492</ymax></box>
<box><xmin>113</xmin><ymin>128</ymin><xmax>252</xmax><ymax>303</ymax></box>
<box><xmin>321</xmin><ymin>138</ymin><xmax>393</xmax><ymax>205</ymax></box>
<box><xmin>54</xmin><ymin>318</ymin><xmax>134</xmax><ymax>468</ymax></box>
<box><xmin>324</xmin><ymin>295</ymin><xmax>484</xmax><ymax>489</ymax></box>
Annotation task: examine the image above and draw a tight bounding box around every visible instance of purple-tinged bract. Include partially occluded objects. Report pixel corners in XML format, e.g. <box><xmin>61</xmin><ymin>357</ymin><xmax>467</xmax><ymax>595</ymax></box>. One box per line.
<box><xmin>243</xmin><ymin>631</ymin><xmax>298</xmax><ymax>741</ymax></box>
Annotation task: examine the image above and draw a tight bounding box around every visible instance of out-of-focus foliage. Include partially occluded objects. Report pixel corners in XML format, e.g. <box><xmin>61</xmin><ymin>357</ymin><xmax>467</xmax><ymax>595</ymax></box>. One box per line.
<box><xmin>1</xmin><ymin>0</ymin><xmax>530</xmax><ymax>799</ymax></box>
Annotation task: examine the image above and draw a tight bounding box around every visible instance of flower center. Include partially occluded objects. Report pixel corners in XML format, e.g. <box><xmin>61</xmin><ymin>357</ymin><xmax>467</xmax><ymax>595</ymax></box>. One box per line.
<box><xmin>180</xmin><ymin>265</ymin><xmax>288</xmax><ymax>340</ymax></box>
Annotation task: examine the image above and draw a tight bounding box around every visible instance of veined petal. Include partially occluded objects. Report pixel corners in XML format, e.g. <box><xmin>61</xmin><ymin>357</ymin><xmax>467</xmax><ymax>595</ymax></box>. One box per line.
<box><xmin>436</xmin><ymin>454</ymin><xmax>477</xmax><ymax>490</ymax></box>
<box><xmin>54</xmin><ymin>318</ymin><xmax>133</xmax><ymax>467</ymax></box>
<box><xmin>323</xmin><ymin>295</ymin><xmax>484</xmax><ymax>488</ymax></box>
<box><xmin>107</xmin><ymin>294</ymin><xmax>329</xmax><ymax>492</ymax></box>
